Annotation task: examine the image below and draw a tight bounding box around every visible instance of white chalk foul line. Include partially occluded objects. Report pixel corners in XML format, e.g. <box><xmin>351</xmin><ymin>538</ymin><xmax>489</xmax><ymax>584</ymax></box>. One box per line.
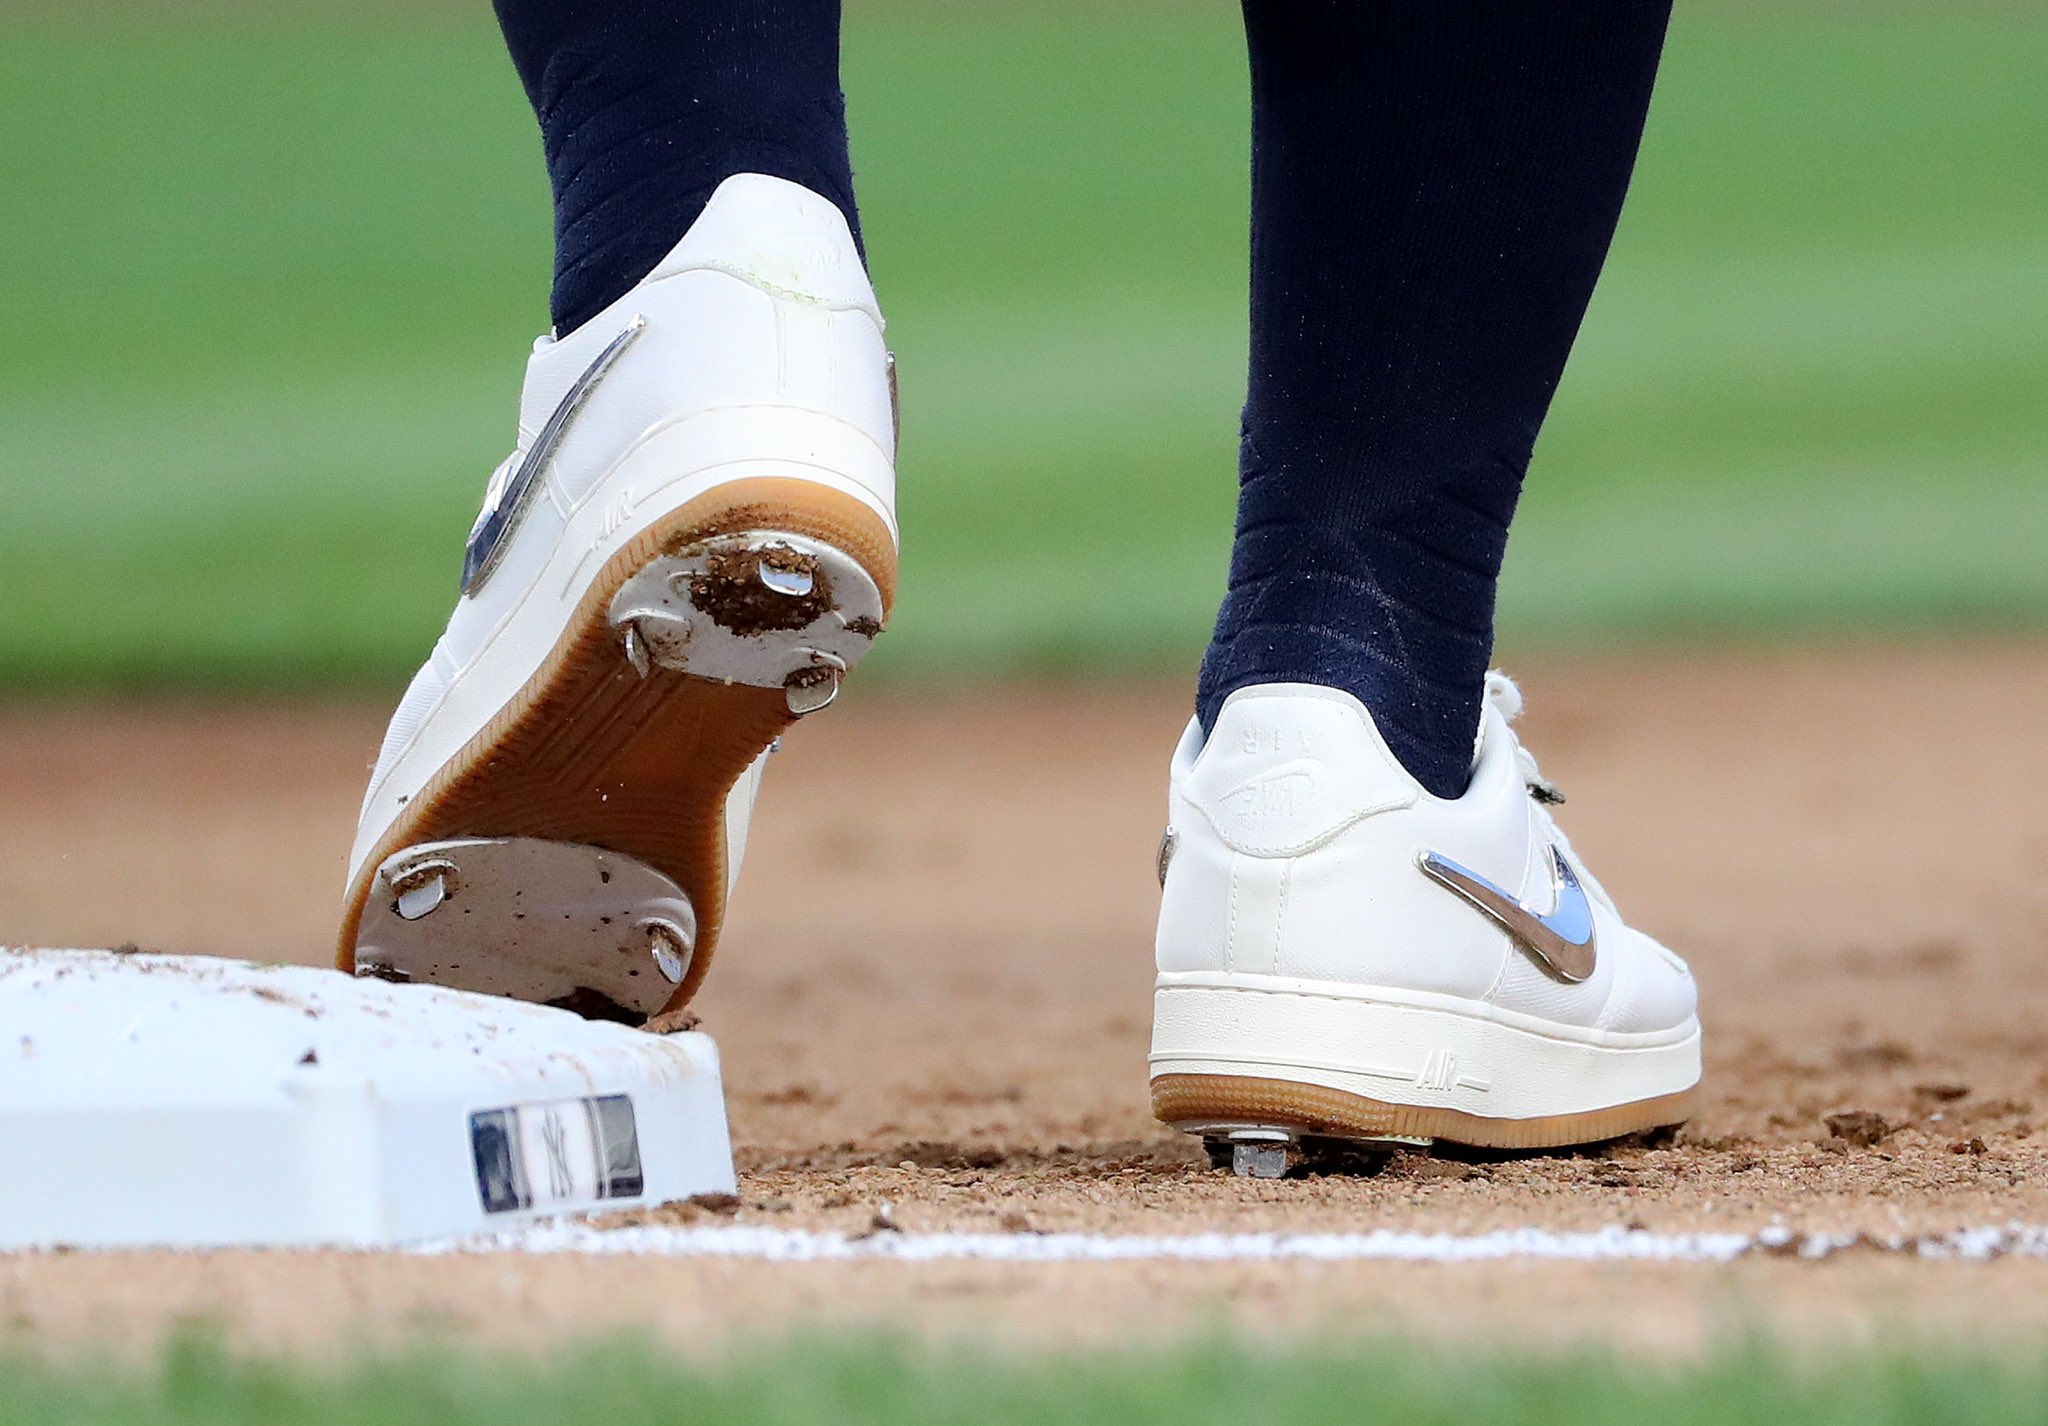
<box><xmin>431</xmin><ymin>1222</ymin><xmax>2048</xmax><ymax>1265</ymax></box>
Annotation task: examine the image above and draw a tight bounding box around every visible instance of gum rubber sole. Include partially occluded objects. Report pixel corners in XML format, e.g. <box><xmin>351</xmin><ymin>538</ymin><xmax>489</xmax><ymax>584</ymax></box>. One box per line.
<box><xmin>1151</xmin><ymin>1072</ymin><xmax>1698</xmax><ymax>1154</ymax></box>
<box><xmin>337</xmin><ymin>475</ymin><xmax>896</xmax><ymax>1018</ymax></box>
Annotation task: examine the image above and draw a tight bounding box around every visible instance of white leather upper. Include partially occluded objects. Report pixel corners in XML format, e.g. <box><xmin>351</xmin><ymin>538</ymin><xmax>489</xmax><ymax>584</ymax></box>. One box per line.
<box><xmin>351</xmin><ymin>175</ymin><xmax>896</xmax><ymax>890</ymax></box>
<box><xmin>1155</xmin><ymin>679</ymin><xmax>1697</xmax><ymax>1036</ymax></box>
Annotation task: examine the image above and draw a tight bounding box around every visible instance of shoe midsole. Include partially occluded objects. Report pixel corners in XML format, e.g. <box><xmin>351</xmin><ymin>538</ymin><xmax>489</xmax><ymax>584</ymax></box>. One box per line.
<box><xmin>1148</xmin><ymin>975</ymin><xmax>1701</xmax><ymax>1123</ymax></box>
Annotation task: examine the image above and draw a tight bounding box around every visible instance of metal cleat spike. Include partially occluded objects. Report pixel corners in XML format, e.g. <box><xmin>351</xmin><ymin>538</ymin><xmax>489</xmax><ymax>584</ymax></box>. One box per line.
<box><xmin>622</xmin><ymin>622</ymin><xmax>652</xmax><ymax>678</ymax></box>
<box><xmin>644</xmin><ymin>918</ymin><xmax>692</xmax><ymax>984</ymax></box>
<box><xmin>758</xmin><ymin>562</ymin><xmax>815</xmax><ymax>598</ymax></box>
<box><xmin>784</xmin><ymin>670</ymin><xmax>839</xmax><ymax>716</ymax></box>
<box><xmin>1214</xmin><ymin>1129</ymin><xmax>1300</xmax><ymax>1180</ymax></box>
<box><xmin>1232</xmin><ymin>1141</ymin><xmax>1292</xmax><ymax>1179</ymax></box>
<box><xmin>784</xmin><ymin>651</ymin><xmax>847</xmax><ymax>716</ymax></box>
<box><xmin>385</xmin><ymin>858</ymin><xmax>456</xmax><ymax>922</ymax></box>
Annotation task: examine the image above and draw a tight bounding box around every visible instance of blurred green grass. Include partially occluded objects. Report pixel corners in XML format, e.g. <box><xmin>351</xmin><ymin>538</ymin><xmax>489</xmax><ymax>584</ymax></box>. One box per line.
<box><xmin>9</xmin><ymin>1332</ymin><xmax>2048</xmax><ymax>1426</ymax></box>
<box><xmin>1</xmin><ymin>4</ymin><xmax>2043</xmax><ymax>690</ymax></box>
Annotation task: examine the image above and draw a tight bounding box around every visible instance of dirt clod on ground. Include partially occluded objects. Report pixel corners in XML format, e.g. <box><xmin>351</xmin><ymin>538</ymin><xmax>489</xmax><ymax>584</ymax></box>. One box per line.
<box><xmin>1824</xmin><ymin>1111</ymin><xmax>1893</xmax><ymax>1147</ymax></box>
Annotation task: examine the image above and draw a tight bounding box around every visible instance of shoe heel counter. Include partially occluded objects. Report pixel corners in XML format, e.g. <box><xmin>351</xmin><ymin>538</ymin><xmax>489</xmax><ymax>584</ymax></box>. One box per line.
<box><xmin>652</xmin><ymin>171</ymin><xmax>894</xmax><ymax>486</ymax></box>
<box><xmin>519</xmin><ymin>173</ymin><xmax>895</xmax><ymax>522</ymax></box>
<box><xmin>569</xmin><ymin>262</ymin><xmax>894</xmax><ymax>518</ymax></box>
<box><xmin>1156</xmin><ymin>686</ymin><xmax>1417</xmax><ymax>977</ymax></box>
<box><xmin>1181</xmin><ymin>686</ymin><xmax>1415</xmax><ymax>857</ymax></box>
<box><xmin>653</xmin><ymin>173</ymin><xmax>880</xmax><ymax>319</ymax></box>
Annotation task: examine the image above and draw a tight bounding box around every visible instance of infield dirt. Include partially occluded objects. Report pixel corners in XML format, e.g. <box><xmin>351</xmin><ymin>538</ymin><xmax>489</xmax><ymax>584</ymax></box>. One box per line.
<box><xmin>7</xmin><ymin>644</ymin><xmax>2048</xmax><ymax>1354</ymax></box>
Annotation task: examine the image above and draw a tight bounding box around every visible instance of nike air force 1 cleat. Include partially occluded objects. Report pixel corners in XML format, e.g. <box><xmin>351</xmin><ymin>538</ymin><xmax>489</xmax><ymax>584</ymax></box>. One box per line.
<box><xmin>1150</xmin><ymin>674</ymin><xmax>1700</xmax><ymax>1174</ymax></box>
<box><xmin>338</xmin><ymin>174</ymin><xmax>898</xmax><ymax>1021</ymax></box>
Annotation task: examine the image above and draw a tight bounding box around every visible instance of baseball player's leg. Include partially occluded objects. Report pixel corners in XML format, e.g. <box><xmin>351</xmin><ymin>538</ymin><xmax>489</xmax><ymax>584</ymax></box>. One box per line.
<box><xmin>339</xmin><ymin>0</ymin><xmax>897</xmax><ymax>1020</ymax></box>
<box><xmin>492</xmin><ymin>0</ymin><xmax>862</xmax><ymax>336</ymax></box>
<box><xmin>1153</xmin><ymin>2</ymin><xmax>1699</xmax><ymax>1167</ymax></box>
<box><xmin>1200</xmin><ymin>0</ymin><xmax>1670</xmax><ymax>796</ymax></box>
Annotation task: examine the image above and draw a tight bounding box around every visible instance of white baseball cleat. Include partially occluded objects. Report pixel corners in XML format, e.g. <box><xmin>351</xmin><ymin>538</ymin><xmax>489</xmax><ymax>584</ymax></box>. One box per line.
<box><xmin>1150</xmin><ymin>673</ymin><xmax>1700</xmax><ymax>1173</ymax></box>
<box><xmin>339</xmin><ymin>174</ymin><xmax>897</xmax><ymax>1022</ymax></box>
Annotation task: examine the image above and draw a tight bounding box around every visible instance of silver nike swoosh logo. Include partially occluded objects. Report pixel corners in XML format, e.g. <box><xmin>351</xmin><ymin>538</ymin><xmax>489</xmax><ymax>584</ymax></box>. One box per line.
<box><xmin>460</xmin><ymin>314</ymin><xmax>647</xmax><ymax>597</ymax></box>
<box><xmin>1418</xmin><ymin>845</ymin><xmax>1597</xmax><ymax>982</ymax></box>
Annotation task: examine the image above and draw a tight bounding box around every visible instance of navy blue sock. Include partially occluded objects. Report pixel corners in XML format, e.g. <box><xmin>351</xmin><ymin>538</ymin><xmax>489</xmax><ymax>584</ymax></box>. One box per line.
<box><xmin>1197</xmin><ymin>2</ymin><xmax>1671</xmax><ymax>796</ymax></box>
<box><xmin>493</xmin><ymin>0</ymin><xmax>860</xmax><ymax>335</ymax></box>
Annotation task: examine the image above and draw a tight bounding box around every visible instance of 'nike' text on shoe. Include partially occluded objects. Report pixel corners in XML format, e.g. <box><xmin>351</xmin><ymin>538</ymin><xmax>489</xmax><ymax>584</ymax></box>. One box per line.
<box><xmin>1149</xmin><ymin>675</ymin><xmax>1701</xmax><ymax>1173</ymax></box>
<box><xmin>338</xmin><ymin>174</ymin><xmax>898</xmax><ymax>1022</ymax></box>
